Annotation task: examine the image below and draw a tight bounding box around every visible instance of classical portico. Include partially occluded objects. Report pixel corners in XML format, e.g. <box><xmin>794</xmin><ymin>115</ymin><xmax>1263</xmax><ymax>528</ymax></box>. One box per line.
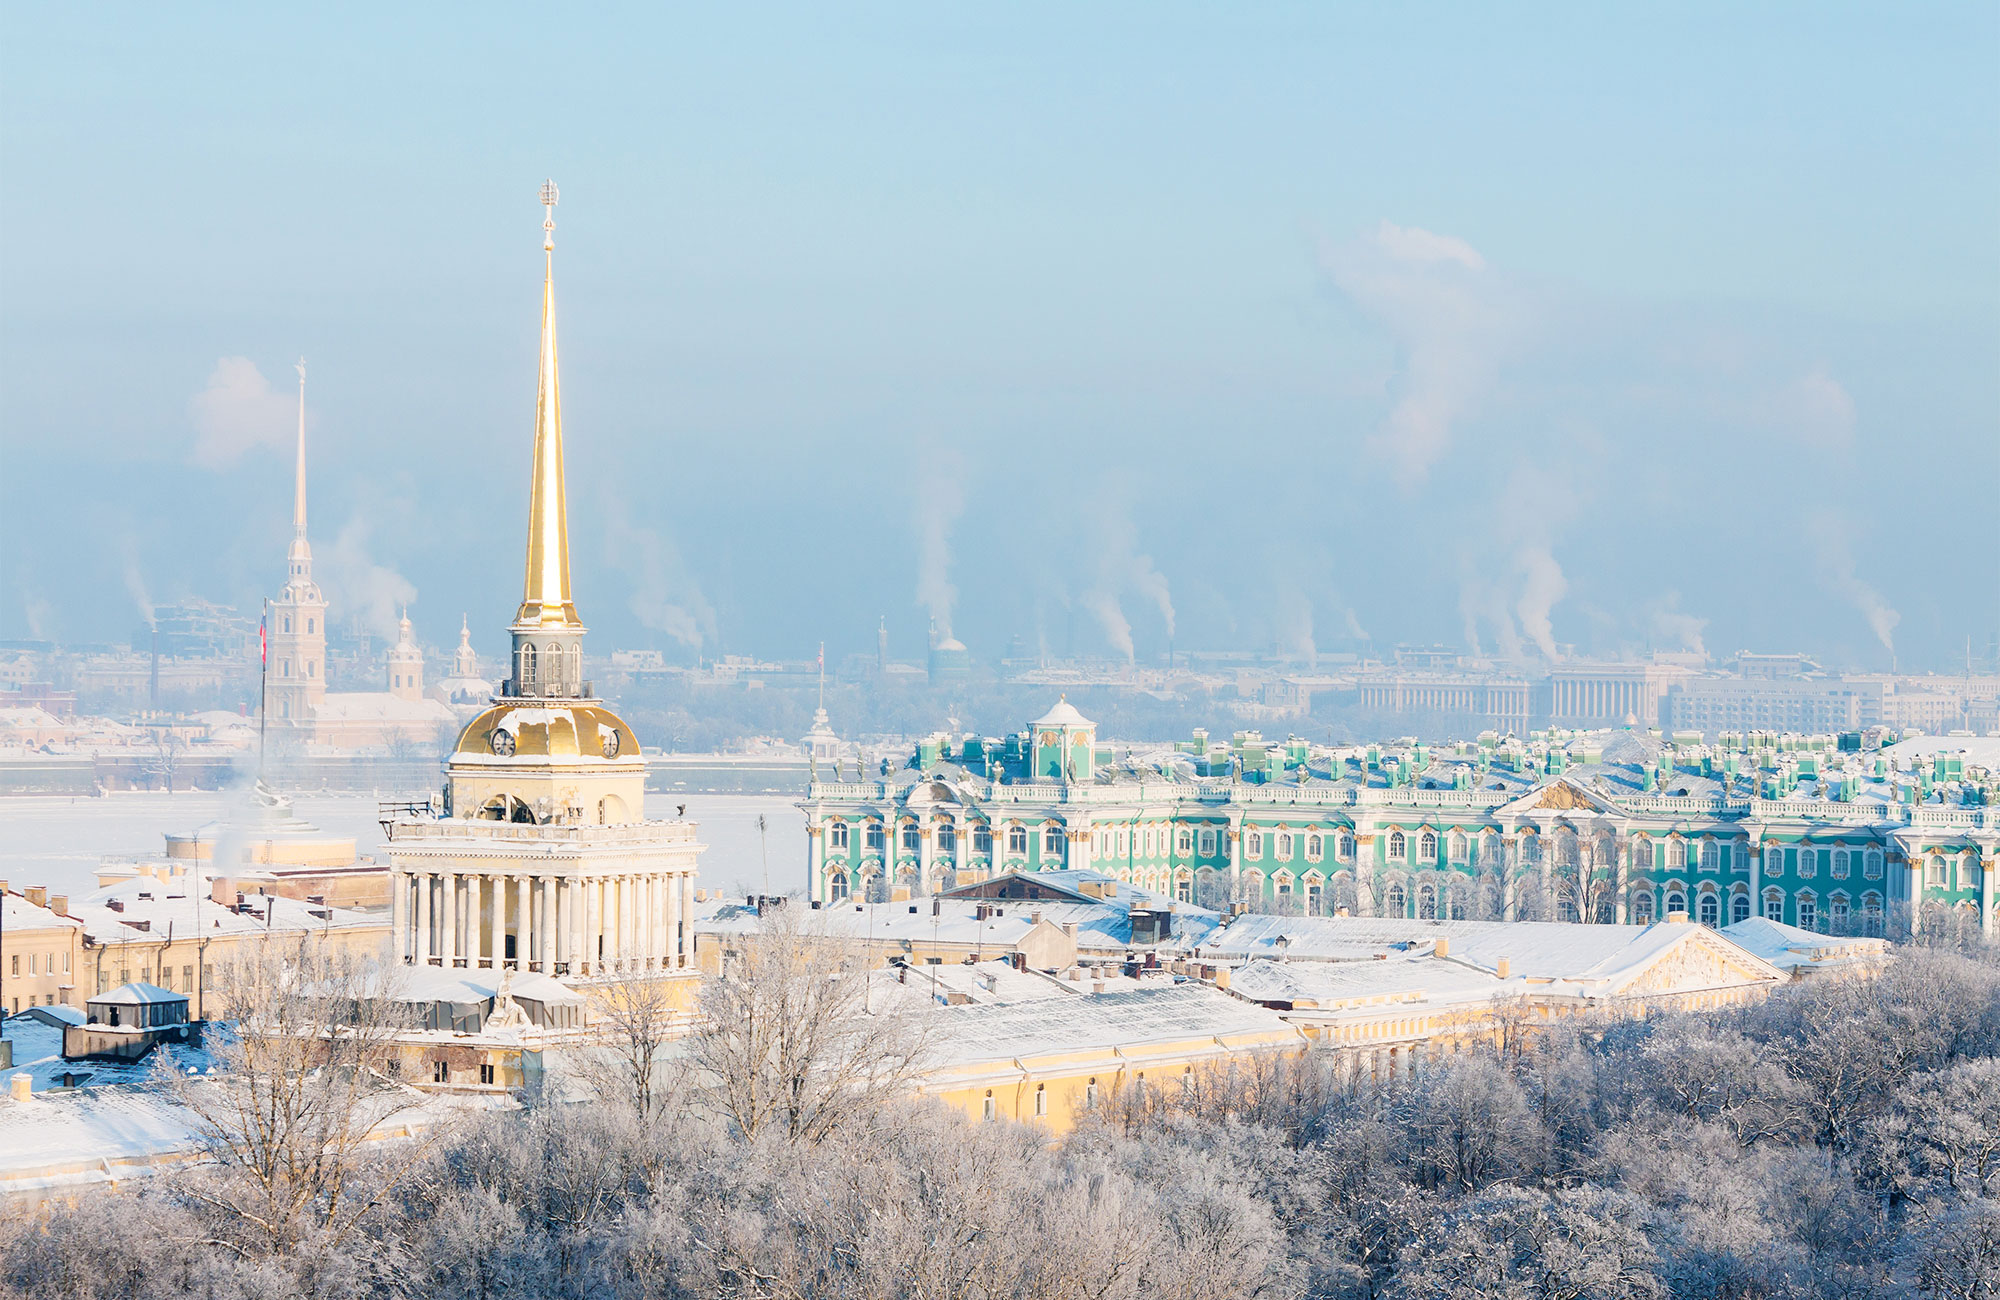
<box><xmin>387</xmin><ymin>180</ymin><xmax>702</xmax><ymax>983</ymax></box>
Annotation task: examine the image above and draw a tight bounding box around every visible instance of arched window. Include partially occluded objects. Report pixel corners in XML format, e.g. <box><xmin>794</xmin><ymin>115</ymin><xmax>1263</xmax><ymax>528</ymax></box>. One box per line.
<box><xmin>1633</xmin><ymin>891</ymin><xmax>1655</xmax><ymax>924</ymax></box>
<box><xmin>1176</xmin><ymin>829</ymin><xmax>1193</xmax><ymax>855</ymax></box>
<box><xmin>1418</xmin><ymin>885</ymin><xmax>1437</xmax><ymax>920</ymax></box>
<box><xmin>1448</xmin><ymin>831</ymin><xmax>1466</xmax><ymax>863</ymax></box>
<box><xmin>901</xmin><ymin>824</ymin><xmax>920</xmax><ymax>853</ymax></box>
<box><xmin>1275</xmin><ymin>831</ymin><xmax>1293</xmax><ymax>860</ymax></box>
<box><xmin>1085</xmin><ymin>1078</ymin><xmax>1099</xmax><ymax>1110</ymax></box>
<box><xmin>1246</xmin><ymin>830</ymin><xmax>1264</xmax><ymax>859</ymax></box>
<box><xmin>1305</xmin><ymin>877</ymin><xmax>1323</xmax><ymax>914</ymax></box>
<box><xmin>1338</xmin><ymin>831</ymin><xmax>1356</xmax><ymax>861</ymax></box>
<box><xmin>1797</xmin><ymin>892</ymin><xmax>1818</xmax><ymax>932</ymax></box>
<box><xmin>1862</xmin><ymin>892</ymin><xmax>1883</xmax><ymax>936</ymax></box>
<box><xmin>1731</xmin><ymin>891</ymin><xmax>1751</xmax><ymax>924</ymax></box>
<box><xmin>1926</xmin><ymin>855</ymin><xmax>1945</xmax><ymax>889</ymax></box>
<box><xmin>866</xmin><ymin>822</ymin><xmax>885</xmax><ymax>851</ymax></box>
<box><xmin>1864</xmin><ymin>851</ymin><xmax>1884</xmax><ymax>880</ymax></box>
<box><xmin>1418</xmin><ymin>831</ymin><xmax>1437</xmax><ymax>861</ymax></box>
<box><xmin>520</xmin><ymin>644</ymin><xmax>537</xmax><ymax>688</ymax></box>
<box><xmin>1698</xmin><ymin>891</ymin><xmax>1719</xmax><ymax>927</ymax></box>
<box><xmin>306</xmin><ymin>618</ymin><xmax>314</xmax><ymax>633</ymax></box>
<box><xmin>1199</xmin><ymin>828</ymin><xmax>1217</xmax><ymax>856</ymax></box>
<box><xmin>1763</xmin><ymin>888</ymin><xmax>1784</xmax><ymax>922</ymax></box>
<box><xmin>1388</xmin><ymin>831</ymin><xmax>1407</xmax><ymax>860</ymax></box>
<box><xmin>1667</xmin><ymin>839</ymin><xmax>1687</xmax><ymax>869</ymax></box>
<box><xmin>1305</xmin><ymin>833</ymin><xmax>1322</xmax><ymax>861</ymax></box>
<box><xmin>1176</xmin><ymin>875</ymin><xmax>1193</xmax><ymax>903</ymax></box>
<box><xmin>544</xmin><ymin>642</ymin><xmax>565</xmax><ymax>692</ymax></box>
<box><xmin>1385</xmin><ymin>883</ymin><xmax>1407</xmax><ymax>917</ymax></box>
<box><xmin>973</xmin><ymin>825</ymin><xmax>992</xmax><ymax>854</ymax></box>
<box><xmin>307</xmin><ymin>660</ymin><xmax>315</xmax><ymax>678</ymax></box>
<box><xmin>1799</xmin><ymin>849</ymin><xmax>1819</xmax><ymax>880</ymax></box>
<box><xmin>282</xmin><ymin>616</ymin><xmax>292</xmax><ymax>633</ymax></box>
<box><xmin>1043</xmin><ymin>826</ymin><xmax>1063</xmax><ymax>856</ymax></box>
<box><xmin>1699</xmin><ymin>841</ymin><xmax>1719</xmax><ymax>872</ymax></box>
<box><xmin>1034</xmin><ymin>1084</ymin><xmax>1048</xmax><ymax>1118</ymax></box>
<box><xmin>982</xmin><ymin>1091</ymin><xmax>995</xmax><ymax>1122</ymax></box>
<box><xmin>1831</xmin><ymin>849</ymin><xmax>1850</xmax><ymax>880</ymax></box>
<box><xmin>1665</xmin><ymin>888</ymin><xmax>1687</xmax><ymax>917</ymax></box>
<box><xmin>938</xmin><ymin>824</ymin><xmax>957</xmax><ymax>854</ymax></box>
<box><xmin>829</xmin><ymin>821</ymin><xmax>849</xmax><ymax>850</ymax></box>
<box><xmin>1007</xmin><ymin>825</ymin><xmax>1027</xmax><ymax>854</ymax></box>
<box><xmin>828</xmin><ymin>871</ymin><xmax>849</xmax><ymax>902</ymax></box>
<box><xmin>1630</xmin><ymin>835</ymin><xmax>1650</xmax><ymax>868</ymax></box>
<box><xmin>1829</xmin><ymin>893</ymin><xmax>1850</xmax><ymax>931</ymax></box>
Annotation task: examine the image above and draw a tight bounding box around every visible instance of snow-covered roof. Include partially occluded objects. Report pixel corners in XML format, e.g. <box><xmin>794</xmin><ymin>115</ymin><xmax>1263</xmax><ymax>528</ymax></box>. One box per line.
<box><xmin>1032</xmin><ymin>696</ymin><xmax>1093</xmax><ymax>728</ymax></box>
<box><xmin>703</xmin><ymin>894</ymin><xmax>1221</xmax><ymax>956</ymax></box>
<box><xmin>69</xmin><ymin>876</ymin><xmax>384</xmax><ymax>946</ymax></box>
<box><xmin>1720</xmin><ymin>917</ymin><xmax>1890</xmax><ymax>972</ymax></box>
<box><xmin>1202</xmin><ymin>913</ymin><xmax>1782</xmax><ymax>993</ymax></box>
<box><xmin>2</xmin><ymin>890</ymin><xmax>84</xmax><ymax>933</ymax></box>
<box><xmin>924</xmin><ymin>982</ymin><xmax>1300</xmax><ymax>1068</ymax></box>
<box><xmin>89</xmin><ymin>982</ymin><xmax>186</xmax><ymax>1006</ymax></box>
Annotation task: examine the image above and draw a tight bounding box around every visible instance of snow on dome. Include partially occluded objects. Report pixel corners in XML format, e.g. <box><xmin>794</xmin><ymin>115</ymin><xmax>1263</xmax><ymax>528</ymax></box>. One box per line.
<box><xmin>1033</xmin><ymin>696</ymin><xmax>1093</xmax><ymax>728</ymax></box>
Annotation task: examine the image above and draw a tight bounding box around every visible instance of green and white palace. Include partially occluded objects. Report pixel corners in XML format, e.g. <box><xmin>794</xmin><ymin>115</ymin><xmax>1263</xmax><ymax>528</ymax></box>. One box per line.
<box><xmin>800</xmin><ymin>699</ymin><xmax>1997</xmax><ymax>940</ymax></box>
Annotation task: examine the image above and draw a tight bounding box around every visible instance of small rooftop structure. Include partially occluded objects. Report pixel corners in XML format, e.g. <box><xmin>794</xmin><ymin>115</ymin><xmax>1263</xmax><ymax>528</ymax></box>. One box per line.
<box><xmin>85</xmin><ymin>983</ymin><xmax>189</xmax><ymax>1031</ymax></box>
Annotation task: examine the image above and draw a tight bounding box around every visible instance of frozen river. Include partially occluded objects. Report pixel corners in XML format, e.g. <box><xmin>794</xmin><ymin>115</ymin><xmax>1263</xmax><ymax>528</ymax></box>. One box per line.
<box><xmin>0</xmin><ymin>789</ymin><xmax>806</xmax><ymax>900</ymax></box>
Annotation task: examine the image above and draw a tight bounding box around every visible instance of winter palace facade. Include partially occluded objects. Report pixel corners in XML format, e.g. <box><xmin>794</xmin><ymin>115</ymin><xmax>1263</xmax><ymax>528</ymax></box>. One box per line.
<box><xmin>801</xmin><ymin>699</ymin><xmax>1996</xmax><ymax>940</ymax></box>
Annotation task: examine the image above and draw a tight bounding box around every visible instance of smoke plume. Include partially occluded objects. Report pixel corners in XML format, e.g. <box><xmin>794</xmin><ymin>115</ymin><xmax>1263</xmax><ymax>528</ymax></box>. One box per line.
<box><xmin>323</xmin><ymin>517</ymin><xmax>417</xmax><ymax>639</ymax></box>
<box><xmin>190</xmin><ymin>356</ymin><xmax>295</xmax><ymax>468</ymax></box>
<box><xmin>604</xmin><ymin>498</ymin><xmax>717</xmax><ymax>653</ymax></box>
<box><xmin>1322</xmin><ymin>221</ymin><xmax>1516</xmax><ymax>489</ymax></box>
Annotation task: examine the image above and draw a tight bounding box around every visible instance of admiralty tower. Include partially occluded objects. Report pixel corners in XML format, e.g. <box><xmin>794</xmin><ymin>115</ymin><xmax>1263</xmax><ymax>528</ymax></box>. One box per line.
<box><xmin>385</xmin><ymin>182</ymin><xmax>703</xmax><ymax>982</ymax></box>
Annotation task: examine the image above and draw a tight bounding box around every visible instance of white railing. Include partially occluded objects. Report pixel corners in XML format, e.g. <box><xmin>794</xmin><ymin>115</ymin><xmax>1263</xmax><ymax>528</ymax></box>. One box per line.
<box><xmin>387</xmin><ymin>818</ymin><xmax>699</xmax><ymax>846</ymax></box>
<box><xmin>1751</xmin><ymin>799</ymin><xmax>1891</xmax><ymax>825</ymax></box>
<box><xmin>806</xmin><ymin>782</ymin><xmax>893</xmax><ymax>800</ymax></box>
<box><xmin>1911</xmin><ymin>807</ymin><xmax>1993</xmax><ymax>829</ymax></box>
<box><xmin>1621</xmin><ymin>795</ymin><xmax>1736</xmax><ymax>815</ymax></box>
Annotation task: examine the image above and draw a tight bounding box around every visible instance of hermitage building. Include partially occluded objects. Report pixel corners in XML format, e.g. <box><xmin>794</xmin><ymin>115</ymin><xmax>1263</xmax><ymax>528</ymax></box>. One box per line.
<box><xmin>801</xmin><ymin>699</ymin><xmax>1996</xmax><ymax>941</ymax></box>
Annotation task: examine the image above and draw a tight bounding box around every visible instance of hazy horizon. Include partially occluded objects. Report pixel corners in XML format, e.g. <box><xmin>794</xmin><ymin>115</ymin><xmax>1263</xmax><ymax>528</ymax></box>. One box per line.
<box><xmin>5</xmin><ymin>5</ymin><xmax>1996</xmax><ymax>674</ymax></box>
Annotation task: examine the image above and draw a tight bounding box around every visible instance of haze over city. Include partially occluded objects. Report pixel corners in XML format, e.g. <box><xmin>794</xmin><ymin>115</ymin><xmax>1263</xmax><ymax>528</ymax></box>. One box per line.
<box><xmin>5</xmin><ymin>5</ymin><xmax>1995</xmax><ymax>672</ymax></box>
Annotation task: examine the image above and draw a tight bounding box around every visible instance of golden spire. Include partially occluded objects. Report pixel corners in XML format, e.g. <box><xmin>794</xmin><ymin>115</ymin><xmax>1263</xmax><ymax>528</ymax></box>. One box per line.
<box><xmin>514</xmin><ymin>180</ymin><xmax>582</xmax><ymax>631</ymax></box>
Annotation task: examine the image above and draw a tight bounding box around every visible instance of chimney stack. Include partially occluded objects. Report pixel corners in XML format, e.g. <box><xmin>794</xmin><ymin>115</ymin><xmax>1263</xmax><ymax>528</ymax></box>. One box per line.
<box><xmin>49</xmin><ymin>896</ymin><xmax>67</xmax><ymax>917</ymax></box>
<box><xmin>1433</xmin><ymin>938</ymin><xmax>1449</xmax><ymax>958</ymax></box>
<box><xmin>9</xmin><ymin>1074</ymin><xmax>30</xmax><ymax>1104</ymax></box>
<box><xmin>211</xmin><ymin>877</ymin><xmax>235</xmax><ymax>908</ymax></box>
<box><xmin>1495</xmin><ymin>957</ymin><xmax>1511</xmax><ymax>979</ymax></box>
<box><xmin>24</xmin><ymin>886</ymin><xmax>46</xmax><ymax>909</ymax></box>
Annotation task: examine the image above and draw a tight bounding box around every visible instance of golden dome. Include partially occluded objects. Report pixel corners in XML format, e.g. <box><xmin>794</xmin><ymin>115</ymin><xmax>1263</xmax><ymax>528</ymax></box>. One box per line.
<box><xmin>451</xmin><ymin>700</ymin><xmax>641</xmax><ymax>763</ymax></box>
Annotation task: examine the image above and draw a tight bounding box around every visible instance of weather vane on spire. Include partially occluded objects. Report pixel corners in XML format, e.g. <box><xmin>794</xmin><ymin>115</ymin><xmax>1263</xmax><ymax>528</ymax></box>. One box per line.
<box><xmin>540</xmin><ymin>178</ymin><xmax>559</xmax><ymax>251</ymax></box>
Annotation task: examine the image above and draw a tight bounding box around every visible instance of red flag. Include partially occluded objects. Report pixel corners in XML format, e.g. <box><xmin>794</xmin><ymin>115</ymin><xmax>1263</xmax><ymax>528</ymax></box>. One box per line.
<box><xmin>260</xmin><ymin>616</ymin><xmax>267</xmax><ymax>665</ymax></box>
<box><xmin>818</xmin><ymin>642</ymin><xmax>824</xmax><ymax>670</ymax></box>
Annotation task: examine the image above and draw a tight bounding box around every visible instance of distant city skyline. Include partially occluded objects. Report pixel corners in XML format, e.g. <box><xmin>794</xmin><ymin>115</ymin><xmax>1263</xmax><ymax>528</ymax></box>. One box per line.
<box><xmin>3</xmin><ymin>5</ymin><xmax>1995</xmax><ymax>672</ymax></box>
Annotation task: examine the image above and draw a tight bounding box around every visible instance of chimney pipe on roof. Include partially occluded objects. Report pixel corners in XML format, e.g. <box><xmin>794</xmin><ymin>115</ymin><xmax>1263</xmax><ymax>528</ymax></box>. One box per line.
<box><xmin>1496</xmin><ymin>957</ymin><xmax>1511</xmax><ymax>979</ymax></box>
<box><xmin>1433</xmin><ymin>938</ymin><xmax>1450</xmax><ymax>958</ymax></box>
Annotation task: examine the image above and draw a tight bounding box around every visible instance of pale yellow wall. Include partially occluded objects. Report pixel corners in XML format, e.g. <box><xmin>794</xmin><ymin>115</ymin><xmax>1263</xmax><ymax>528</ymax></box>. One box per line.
<box><xmin>82</xmin><ymin>923</ymin><xmax>392</xmax><ymax>1006</ymax></box>
<box><xmin>2</xmin><ymin>918</ymin><xmax>81</xmax><ymax>1013</ymax></box>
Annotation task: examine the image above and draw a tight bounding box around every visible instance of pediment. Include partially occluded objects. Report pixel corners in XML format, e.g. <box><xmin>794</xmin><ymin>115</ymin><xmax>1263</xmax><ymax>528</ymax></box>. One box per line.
<box><xmin>1614</xmin><ymin>929</ymin><xmax>1784</xmax><ymax>997</ymax></box>
<box><xmin>1495</xmin><ymin>778</ymin><xmax>1624</xmax><ymax>820</ymax></box>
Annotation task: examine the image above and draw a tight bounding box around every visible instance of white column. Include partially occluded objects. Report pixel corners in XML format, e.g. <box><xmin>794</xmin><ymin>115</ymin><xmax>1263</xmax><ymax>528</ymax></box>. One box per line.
<box><xmin>666</xmin><ymin>871</ymin><xmax>682</xmax><ymax>970</ymax></box>
<box><xmin>686</xmin><ymin>872</ymin><xmax>696</xmax><ymax>965</ymax></box>
<box><xmin>1981</xmin><ymin>857</ymin><xmax>1994</xmax><ymax>939</ymax></box>
<box><xmin>583</xmin><ymin>876</ymin><xmax>600</xmax><ymax>975</ymax></box>
<box><xmin>472</xmin><ymin>874</ymin><xmax>487</xmax><ymax>968</ymax></box>
<box><xmin>414</xmin><ymin>872</ymin><xmax>433</xmax><ymax>963</ymax></box>
<box><xmin>444</xmin><ymin>874</ymin><xmax>460</xmax><ymax>966</ymax></box>
<box><xmin>391</xmin><ymin>869</ymin><xmax>408</xmax><ymax>963</ymax></box>
<box><xmin>638</xmin><ymin>874</ymin><xmax>654</xmax><ymax>969</ymax></box>
<box><xmin>520</xmin><ymin>872</ymin><xmax>536</xmax><ymax>960</ymax></box>
<box><xmin>539</xmin><ymin>876</ymin><xmax>556</xmax><ymax>973</ymax></box>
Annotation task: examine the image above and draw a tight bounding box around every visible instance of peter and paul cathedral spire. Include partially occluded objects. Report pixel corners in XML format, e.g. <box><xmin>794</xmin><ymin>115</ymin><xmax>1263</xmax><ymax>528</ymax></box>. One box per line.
<box><xmin>269</xmin><ymin>356</ymin><xmax>325</xmax><ymax>725</ymax></box>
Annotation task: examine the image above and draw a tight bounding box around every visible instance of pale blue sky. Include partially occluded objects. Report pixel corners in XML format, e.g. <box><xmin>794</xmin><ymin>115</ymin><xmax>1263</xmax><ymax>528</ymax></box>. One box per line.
<box><xmin>3</xmin><ymin>4</ymin><xmax>1995</xmax><ymax>670</ymax></box>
